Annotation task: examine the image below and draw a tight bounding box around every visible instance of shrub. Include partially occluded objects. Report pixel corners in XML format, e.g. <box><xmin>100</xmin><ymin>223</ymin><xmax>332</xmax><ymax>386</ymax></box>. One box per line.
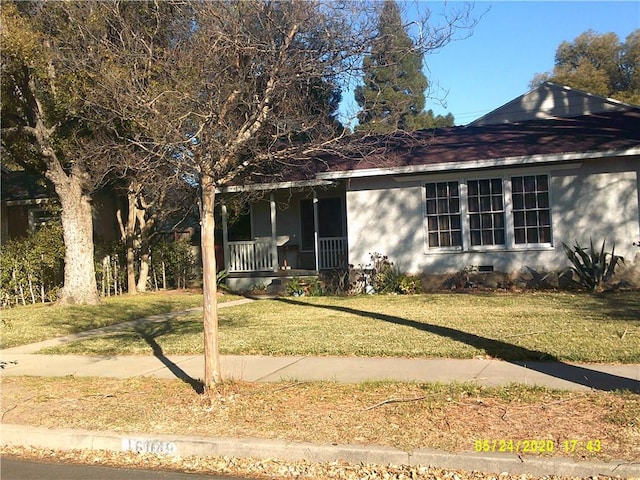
<box><xmin>286</xmin><ymin>277</ymin><xmax>323</xmax><ymax>296</ymax></box>
<box><xmin>369</xmin><ymin>252</ymin><xmax>423</xmax><ymax>295</ymax></box>
<box><xmin>286</xmin><ymin>277</ymin><xmax>305</xmax><ymax>296</ymax></box>
<box><xmin>319</xmin><ymin>269</ymin><xmax>350</xmax><ymax>295</ymax></box>
<box><xmin>562</xmin><ymin>239</ymin><xmax>625</xmax><ymax>292</ymax></box>
<box><xmin>0</xmin><ymin>223</ymin><xmax>65</xmax><ymax>307</ymax></box>
<box><xmin>374</xmin><ymin>263</ymin><xmax>404</xmax><ymax>293</ymax></box>
<box><xmin>216</xmin><ymin>269</ymin><xmax>229</xmax><ymax>286</ymax></box>
<box><xmin>150</xmin><ymin>238</ymin><xmax>197</xmax><ymax>289</ymax></box>
<box><xmin>398</xmin><ymin>274</ymin><xmax>423</xmax><ymax>294</ymax></box>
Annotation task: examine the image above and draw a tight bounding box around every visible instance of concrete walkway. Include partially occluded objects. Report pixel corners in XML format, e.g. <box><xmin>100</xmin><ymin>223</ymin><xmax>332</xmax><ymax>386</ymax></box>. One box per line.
<box><xmin>2</xmin><ymin>303</ymin><xmax>640</xmax><ymax>478</ymax></box>
<box><xmin>2</xmin><ymin>352</ymin><xmax>640</xmax><ymax>392</ymax></box>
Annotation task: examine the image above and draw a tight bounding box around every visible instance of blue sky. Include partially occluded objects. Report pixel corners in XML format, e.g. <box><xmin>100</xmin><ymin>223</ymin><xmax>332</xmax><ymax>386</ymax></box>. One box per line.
<box><xmin>340</xmin><ymin>1</ymin><xmax>639</xmax><ymax>126</ymax></box>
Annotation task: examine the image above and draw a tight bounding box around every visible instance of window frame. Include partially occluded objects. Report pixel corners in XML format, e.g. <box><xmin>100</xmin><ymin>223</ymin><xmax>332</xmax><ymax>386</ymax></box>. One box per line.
<box><xmin>466</xmin><ymin>177</ymin><xmax>507</xmax><ymax>248</ymax></box>
<box><xmin>424</xmin><ymin>180</ymin><xmax>464</xmax><ymax>250</ymax></box>
<box><xmin>28</xmin><ymin>207</ymin><xmax>56</xmax><ymax>232</ymax></box>
<box><xmin>423</xmin><ymin>172</ymin><xmax>554</xmax><ymax>253</ymax></box>
<box><xmin>510</xmin><ymin>174</ymin><xmax>554</xmax><ymax>248</ymax></box>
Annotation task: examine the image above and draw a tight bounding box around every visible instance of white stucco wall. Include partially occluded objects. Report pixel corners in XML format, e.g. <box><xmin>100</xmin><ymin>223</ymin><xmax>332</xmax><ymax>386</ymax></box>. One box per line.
<box><xmin>346</xmin><ymin>156</ymin><xmax>640</xmax><ymax>276</ymax></box>
<box><xmin>551</xmin><ymin>157</ymin><xmax>640</xmax><ymax>270</ymax></box>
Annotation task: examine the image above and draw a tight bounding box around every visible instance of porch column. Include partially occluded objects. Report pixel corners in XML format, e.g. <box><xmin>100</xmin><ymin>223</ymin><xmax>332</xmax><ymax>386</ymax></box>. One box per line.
<box><xmin>221</xmin><ymin>201</ymin><xmax>230</xmax><ymax>272</ymax></box>
<box><xmin>270</xmin><ymin>193</ymin><xmax>278</xmax><ymax>272</ymax></box>
<box><xmin>313</xmin><ymin>191</ymin><xmax>320</xmax><ymax>272</ymax></box>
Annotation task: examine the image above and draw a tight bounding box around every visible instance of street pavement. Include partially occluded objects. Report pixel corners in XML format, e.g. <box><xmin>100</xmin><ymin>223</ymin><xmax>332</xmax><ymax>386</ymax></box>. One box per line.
<box><xmin>1</xmin><ymin>301</ymin><xmax>639</xmax><ymax>478</ymax></box>
<box><xmin>1</xmin><ymin>458</ymin><xmax>231</xmax><ymax>480</ymax></box>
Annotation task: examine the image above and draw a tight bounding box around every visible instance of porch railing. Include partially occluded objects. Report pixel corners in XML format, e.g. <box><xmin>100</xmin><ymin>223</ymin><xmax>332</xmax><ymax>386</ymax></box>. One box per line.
<box><xmin>227</xmin><ymin>240</ymin><xmax>275</xmax><ymax>272</ymax></box>
<box><xmin>227</xmin><ymin>237</ymin><xmax>348</xmax><ymax>272</ymax></box>
<box><xmin>319</xmin><ymin>236</ymin><xmax>348</xmax><ymax>270</ymax></box>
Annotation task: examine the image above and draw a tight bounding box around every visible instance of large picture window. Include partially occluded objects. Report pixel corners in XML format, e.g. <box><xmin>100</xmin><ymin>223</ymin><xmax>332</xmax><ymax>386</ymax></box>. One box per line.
<box><xmin>425</xmin><ymin>174</ymin><xmax>552</xmax><ymax>251</ymax></box>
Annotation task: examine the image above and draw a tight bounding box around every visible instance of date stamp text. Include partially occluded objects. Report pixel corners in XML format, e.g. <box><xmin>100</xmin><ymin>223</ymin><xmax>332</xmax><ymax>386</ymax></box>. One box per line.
<box><xmin>473</xmin><ymin>439</ymin><xmax>602</xmax><ymax>454</ymax></box>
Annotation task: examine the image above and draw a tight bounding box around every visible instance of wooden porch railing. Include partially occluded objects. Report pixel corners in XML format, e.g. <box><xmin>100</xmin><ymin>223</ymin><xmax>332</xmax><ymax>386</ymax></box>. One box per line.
<box><xmin>227</xmin><ymin>237</ymin><xmax>348</xmax><ymax>272</ymax></box>
<box><xmin>319</xmin><ymin>236</ymin><xmax>348</xmax><ymax>270</ymax></box>
<box><xmin>227</xmin><ymin>240</ymin><xmax>275</xmax><ymax>272</ymax></box>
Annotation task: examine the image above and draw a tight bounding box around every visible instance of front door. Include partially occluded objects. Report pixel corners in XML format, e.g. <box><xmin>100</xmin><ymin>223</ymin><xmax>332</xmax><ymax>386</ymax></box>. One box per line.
<box><xmin>300</xmin><ymin>196</ymin><xmax>347</xmax><ymax>269</ymax></box>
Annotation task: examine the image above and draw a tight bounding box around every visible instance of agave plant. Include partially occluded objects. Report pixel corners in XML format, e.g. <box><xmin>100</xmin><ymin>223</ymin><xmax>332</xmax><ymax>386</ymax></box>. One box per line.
<box><xmin>562</xmin><ymin>239</ymin><xmax>625</xmax><ymax>292</ymax></box>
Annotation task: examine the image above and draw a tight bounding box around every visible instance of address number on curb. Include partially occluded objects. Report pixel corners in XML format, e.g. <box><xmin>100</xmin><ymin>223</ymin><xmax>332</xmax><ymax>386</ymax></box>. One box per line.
<box><xmin>122</xmin><ymin>437</ymin><xmax>177</xmax><ymax>455</ymax></box>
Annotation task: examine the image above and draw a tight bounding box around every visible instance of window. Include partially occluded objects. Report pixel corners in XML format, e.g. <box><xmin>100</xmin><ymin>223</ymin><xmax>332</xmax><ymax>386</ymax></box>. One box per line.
<box><xmin>425</xmin><ymin>181</ymin><xmax>462</xmax><ymax>248</ymax></box>
<box><xmin>424</xmin><ymin>174</ymin><xmax>552</xmax><ymax>251</ymax></box>
<box><xmin>511</xmin><ymin>175</ymin><xmax>551</xmax><ymax>244</ymax></box>
<box><xmin>467</xmin><ymin>178</ymin><xmax>505</xmax><ymax>246</ymax></box>
<box><xmin>28</xmin><ymin>208</ymin><xmax>55</xmax><ymax>231</ymax></box>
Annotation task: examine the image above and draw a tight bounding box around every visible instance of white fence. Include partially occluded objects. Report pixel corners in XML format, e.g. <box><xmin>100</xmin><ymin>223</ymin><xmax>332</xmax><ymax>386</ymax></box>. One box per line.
<box><xmin>319</xmin><ymin>237</ymin><xmax>348</xmax><ymax>270</ymax></box>
<box><xmin>227</xmin><ymin>240</ymin><xmax>275</xmax><ymax>272</ymax></box>
<box><xmin>227</xmin><ymin>237</ymin><xmax>348</xmax><ymax>272</ymax></box>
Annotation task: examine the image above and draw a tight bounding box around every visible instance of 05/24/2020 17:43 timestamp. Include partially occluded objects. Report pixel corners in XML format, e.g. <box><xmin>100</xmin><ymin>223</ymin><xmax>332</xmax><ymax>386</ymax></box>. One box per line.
<box><xmin>474</xmin><ymin>439</ymin><xmax>602</xmax><ymax>454</ymax></box>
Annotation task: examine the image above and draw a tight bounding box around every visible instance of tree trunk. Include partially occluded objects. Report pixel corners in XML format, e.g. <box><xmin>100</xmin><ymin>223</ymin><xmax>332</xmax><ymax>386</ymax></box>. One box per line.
<box><xmin>137</xmin><ymin>245</ymin><xmax>150</xmax><ymax>292</ymax></box>
<box><xmin>117</xmin><ymin>188</ymin><xmax>138</xmax><ymax>295</ymax></box>
<box><xmin>49</xmin><ymin>170</ymin><xmax>100</xmax><ymax>305</ymax></box>
<box><xmin>136</xmin><ymin>208</ymin><xmax>152</xmax><ymax>293</ymax></box>
<box><xmin>201</xmin><ymin>174</ymin><xmax>221</xmax><ymax>388</ymax></box>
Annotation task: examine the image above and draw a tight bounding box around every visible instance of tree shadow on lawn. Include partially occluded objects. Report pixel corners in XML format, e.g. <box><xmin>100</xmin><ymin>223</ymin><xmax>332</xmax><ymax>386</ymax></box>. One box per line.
<box><xmin>134</xmin><ymin>322</ymin><xmax>204</xmax><ymax>394</ymax></box>
<box><xmin>275</xmin><ymin>298</ymin><xmax>640</xmax><ymax>393</ymax></box>
<box><xmin>591</xmin><ymin>290</ymin><xmax>640</xmax><ymax>322</ymax></box>
<box><xmin>61</xmin><ymin>300</ymin><xmax>189</xmax><ymax>335</ymax></box>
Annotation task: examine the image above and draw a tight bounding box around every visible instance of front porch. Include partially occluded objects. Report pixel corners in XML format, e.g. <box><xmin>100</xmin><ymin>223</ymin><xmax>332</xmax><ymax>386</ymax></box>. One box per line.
<box><xmin>220</xmin><ymin>187</ymin><xmax>348</xmax><ymax>291</ymax></box>
<box><xmin>226</xmin><ymin>236</ymin><xmax>348</xmax><ymax>273</ymax></box>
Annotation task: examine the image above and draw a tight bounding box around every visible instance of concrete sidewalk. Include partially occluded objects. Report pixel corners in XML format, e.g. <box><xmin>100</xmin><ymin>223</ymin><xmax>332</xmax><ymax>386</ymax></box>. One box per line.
<box><xmin>1</xmin><ymin>351</ymin><xmax>640</xmax><ymax>392</ymax></box>
<box><xmin>2</xmin><ymin>305</ymin><xmax>640</xmax><ymax>478</ymax></box>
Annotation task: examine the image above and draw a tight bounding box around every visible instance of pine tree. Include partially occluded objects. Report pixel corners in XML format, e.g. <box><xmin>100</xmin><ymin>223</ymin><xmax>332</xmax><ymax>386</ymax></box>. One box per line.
<box><xmin>355</xmin><ymin>0</ymin><xmax>453</xmax><ymax>133</ymax></box>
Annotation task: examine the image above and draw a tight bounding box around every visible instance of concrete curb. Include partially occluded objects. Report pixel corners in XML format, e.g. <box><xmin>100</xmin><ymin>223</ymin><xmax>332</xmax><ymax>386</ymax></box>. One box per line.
<box><xmin>2</xmin><ymin>424</ymin><xmax>638</xmax><ymax>478</ymax></box>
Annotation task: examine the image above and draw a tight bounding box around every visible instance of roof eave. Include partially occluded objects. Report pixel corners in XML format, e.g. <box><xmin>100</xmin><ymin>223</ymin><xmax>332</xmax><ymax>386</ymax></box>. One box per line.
<box><xmin>315</xmin><ymin>147</ymin><xmax>640</xmax><ymax>180</ymax></box>
<box><xmin>218</xmin><ymin>178</ymin><xmax>335</xmax><ymax>193</ymax></box>
<box><xmin>3</xmin><ymin>197</ymin><xmax>52</xmax><ymax>207</ymax></box>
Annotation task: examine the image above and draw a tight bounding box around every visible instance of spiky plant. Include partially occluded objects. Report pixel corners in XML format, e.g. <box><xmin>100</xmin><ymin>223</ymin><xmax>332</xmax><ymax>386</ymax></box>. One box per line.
<box><xmin>562</xmin><ymin>239</ymin><xmax>625</xmax><ymax>292</ymax></box>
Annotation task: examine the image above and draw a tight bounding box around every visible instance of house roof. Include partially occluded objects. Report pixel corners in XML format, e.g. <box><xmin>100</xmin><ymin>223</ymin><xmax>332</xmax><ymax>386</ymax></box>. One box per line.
<box><xmin>1</xmin><ymin>170</ymin><xmax>53</xmax><ymax>205</ymax></box>
<box><xmin>313</xmin><ymin>109</ymin><xmax>640</xmax><ymax>180</ymax></box>
<box><xmin>219</xmin><ymin>108</ymin><xmax>640</xmax><ymax>193</ymax></box>
<box><xmin>468</xmin><ymin>82</ymin><xmax>637</xmax><ymax>126</ymax></box>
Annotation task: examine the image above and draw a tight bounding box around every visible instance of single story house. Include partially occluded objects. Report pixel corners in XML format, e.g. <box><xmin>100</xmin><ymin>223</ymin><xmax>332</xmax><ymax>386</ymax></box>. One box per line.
<box><xmin>219</xmin><ymin>83</ymin><xmax>640</xmax><ymax>291</ymax></box>
<box><xmin>1</xmin><ymin>167</ymin><xmax>121</xmax><ymax>245</ymax></box>
<box><xmin>1</xmin><ymin>167</ymin><xmax>55</xmax><ymax>244</ymax></box>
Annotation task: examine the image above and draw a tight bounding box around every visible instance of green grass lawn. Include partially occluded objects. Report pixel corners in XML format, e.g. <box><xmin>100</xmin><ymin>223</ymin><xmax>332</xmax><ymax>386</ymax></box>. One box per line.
<box><xmin>41</xmin><ymin>291</ymin><xmax>640</xmax><ymax>363</ymax></box>
<box><xmin>0</xmin><ymin>291</ymin><xmax>242</xmax><ymax>349</ymax></box>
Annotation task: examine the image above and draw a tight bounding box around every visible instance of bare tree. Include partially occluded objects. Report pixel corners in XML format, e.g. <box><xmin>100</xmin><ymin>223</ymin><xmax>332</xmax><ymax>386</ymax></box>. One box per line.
<box><xmin>78</xmin><ymin>134</ymin><xmax>197</xmax><ymax>295</ymax></box>
<box><xmin>10</xmin><ymin>0</ymin><xmax>475</xmax><ymax>387</ymax></box>
<box><xmin>109</xmin><ymin>152</ymin><xmax>197</xmax><ymax>295</ymax></box>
